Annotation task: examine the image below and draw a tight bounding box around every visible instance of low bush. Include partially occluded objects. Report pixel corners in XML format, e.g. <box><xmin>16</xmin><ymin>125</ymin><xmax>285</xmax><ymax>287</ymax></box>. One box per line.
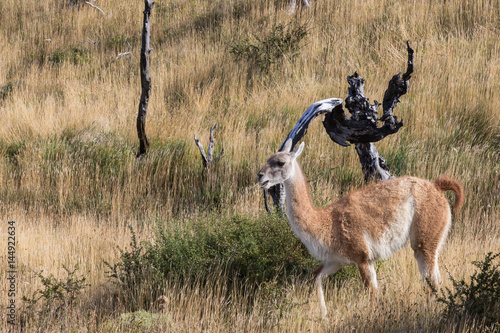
<box><xmin>49</xmin><ymin>46</ymin><xmax>91</xmax><ymax>65</ymax></box>
<box><xmin>432</xmin><ymin>252</ymin><xmax>500</xmax><ymax>329</ymax></box>
<box><xmin>106</xmin><ymin>214</ymin><xmax>362</xmax><ymax>310</ymax></box>
<box><xmin>21</xmin><ymin>265</ymin><xmax>89</xmax><ymax>328</ymax></box>
<box><xmin>106</xmin><ymin>214</ymin><xmax>313</xmax><ymax>286</ymax></box>
<box><xmin>229</xmin><ymin>21</ymin><xmax>308</xmax><ymax>73</ymax></box>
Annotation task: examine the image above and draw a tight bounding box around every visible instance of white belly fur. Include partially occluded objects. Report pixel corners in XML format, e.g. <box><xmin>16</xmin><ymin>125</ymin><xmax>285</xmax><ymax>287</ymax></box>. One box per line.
<box><xmin>363</xmin><ymin>196</ymin><xmax>415</xmax><ymax>261</ymax></box>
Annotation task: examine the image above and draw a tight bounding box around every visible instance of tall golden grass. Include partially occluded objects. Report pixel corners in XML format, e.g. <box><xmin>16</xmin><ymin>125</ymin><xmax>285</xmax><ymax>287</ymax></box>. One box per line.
<box><xmin>1</xmin><ymin>0</ymin><xmax>499</xmax><ymax>331</ymax></box>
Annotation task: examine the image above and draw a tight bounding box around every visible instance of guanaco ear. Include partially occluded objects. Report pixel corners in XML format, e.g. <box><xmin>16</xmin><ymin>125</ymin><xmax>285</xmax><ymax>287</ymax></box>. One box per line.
<box><xmin>282</xmin><ymin>138</ymin><xmax>293</xmax><ymax>153</ymax></box>
<box><xmin>292</xmin><ymin>142</ymin><xmax>305</xmax><ymax>159</ymax></box>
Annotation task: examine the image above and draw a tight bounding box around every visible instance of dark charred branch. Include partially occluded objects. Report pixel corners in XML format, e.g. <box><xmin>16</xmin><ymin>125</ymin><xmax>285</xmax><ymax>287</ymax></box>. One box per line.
<box><xmin>323</xmin><ymin>42</ymin><xmax>413</xmax><ymax>148</ymax></box>
<box><xmin>322</xmin><ymin>41</ymin><xmax>414</xmax><ymax>182</ymax></box>
<box><xmin>136</xmin><ymin>0</ymin><xmax>154</xmax><ymax>159</ymax></box>
<box><xmin>265</xmin><ymin>98</ymin><xmax>343</xmax><ymax>213</ymax></box>
<box><xmin>322</xmin><ymin>103</ymin><xmax>403</xmax><ymax>146</ymax></box>
<box><xmin>355</xmin><ymin>143</ymin><xmax>391</xmax><ymax>182</ymax></box>
<box><xmin>381</xmin><ymin>41</ymin><xmax>414</xmax><ymax>125</ymax></box>
<box><xmin>263</xmin><ymin>189</ymin><xmax>272</xmax><ymax>214</ymax></box>
<box><xmin>265</xmin><ymin>42</ymin><xmax>414</xmax><ymax>212</ymax></box>
<box><xmin>194</xmin><ymin>124</ymin><xmax>224</xmax><ymax>170</ymax></box>
<box><xmin>266</xmin><ymin>183</ymin><xmax>285</xmax><ymax>214</ymax></box>
<box><xmin>345</xmin><ymin>73</ymin><xmax>379</xmax><ymax>125</ymax></box>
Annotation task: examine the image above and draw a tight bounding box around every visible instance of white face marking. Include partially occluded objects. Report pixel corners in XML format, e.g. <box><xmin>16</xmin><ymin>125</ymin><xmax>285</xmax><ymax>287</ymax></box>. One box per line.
<box><xmin>257</xmin><ymin>141</ymin><xmax>304</xmax><ymax>189</ymax></box>
<box><xmin>257</xmin><ymin>152</ymin><xmax>294</xmax><ymax>189</ymax></box>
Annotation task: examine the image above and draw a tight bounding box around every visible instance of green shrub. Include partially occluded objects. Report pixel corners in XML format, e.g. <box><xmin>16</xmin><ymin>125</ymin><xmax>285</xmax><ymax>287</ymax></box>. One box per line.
<box><xmin>4</xmin><ymin>140</ymin><xmax>25</xmax><ymax>165</ymax></box>
<box><xmin>0</xmin><ymin>81</ymin><xmax>16</xmax><ymax>100</ymax></box>
<box><xmin>229</xmin><ymin>21</ymin><xmax>308</xmax><ymax>73</ymax></box>
<box><xmin>49</xmin><ymin>46</ymin><xmax>91</xmax><ymax>65</ymax></box>
<box><xmin>104</xmin><ymin>215</ymin><xmax>311</xmax><ymax>309</ymax></box>
<box><xmin>105</xmin><ymin>214</ymin><xmax>364</xmax><ymax>310</ymax></box>
<box><xmin>106</xmin><ymin>34</ymin><xmax>138</xmax><ymax>51</ymax></box>
<box><xmin>21</xmin><ymin>265</ymin><xmax>89</xmax><ymax>327</ymax></box>
<box><xmin>107</xmin><ymin>215</ymin><xmax>314</xmax><ymax>285</ymax></box>
<box><xmin>432</xmin><ymin>252</ymin><xmax>500</xmax><ymax>329</ymax></box>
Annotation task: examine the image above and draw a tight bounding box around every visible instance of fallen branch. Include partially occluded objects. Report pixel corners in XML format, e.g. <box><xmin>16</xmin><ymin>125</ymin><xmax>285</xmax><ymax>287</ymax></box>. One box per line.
<box><xmin>85</xmin><ymin>1</ymin><xmax>105</xmax><ymax>16</ymax></box>
<box><xmin>115</xmin><ymin>52</ymin><xmax>132</xmax><ymax>65</ymax></box>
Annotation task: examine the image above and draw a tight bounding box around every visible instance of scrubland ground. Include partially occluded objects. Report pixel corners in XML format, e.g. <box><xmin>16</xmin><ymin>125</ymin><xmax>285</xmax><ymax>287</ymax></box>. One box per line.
<box><xmin>0</xmin><ymin>0</ymin><xmax>499</xmax><ymax>331</ymax></box>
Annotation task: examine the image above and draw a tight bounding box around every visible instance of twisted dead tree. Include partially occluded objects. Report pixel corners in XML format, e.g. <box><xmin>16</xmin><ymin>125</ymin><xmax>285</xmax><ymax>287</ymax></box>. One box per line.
<box><xmin>136</xmin><ymin>0</ymin><xmax>154</xmax><ymax>159</ymax></box>
<box><xmin>265</xmin><ymin>41</ymin><xmax>414</xmax><ymax>212</ymax></box>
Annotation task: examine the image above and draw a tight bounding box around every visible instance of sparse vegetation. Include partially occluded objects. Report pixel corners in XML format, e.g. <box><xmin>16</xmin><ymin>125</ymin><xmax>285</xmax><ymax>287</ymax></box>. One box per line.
<box><xmin>432</xmin><ymin>252</ymin><xmax>500</xmax><ymax>330</ymax></box>
<box><xmin>49</xmin><ymin>46</ymin><xmax>92</xmax><ymax>65</ymax></box>
<box><xmin>229</xmin><ymin>21</ymin><xmax>308</xmax><ymax>73</ymax></box>
<box><xmin>106</xmin><ymin>215</ymin><xmax>360</xmax><ymax>310</ymax></box>
<box><xmin>0</xmin><ymin>0</ymin><xmax>499</xmax><ymax>331</ymax></box>
<box><xmin>21</xmin><ymin>265</ymin><xmax>89</xmax><ymax>329</ymax></box>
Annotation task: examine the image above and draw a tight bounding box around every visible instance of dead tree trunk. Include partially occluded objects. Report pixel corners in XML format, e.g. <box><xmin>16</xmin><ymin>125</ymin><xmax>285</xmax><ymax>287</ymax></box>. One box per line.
<box><xmin>265</xmin><ymin>41</ymin><xmax>414</xmax><ymax>212</ymax></box>
<box><xmin>136</xmin><ymin>0</ymin><xmax>154</xmax><ymax>159</ymax></box>
<box><xmin>194</xmin><ymin>124</ymin><xmax>225</xmax><ymax>170</ymax></box>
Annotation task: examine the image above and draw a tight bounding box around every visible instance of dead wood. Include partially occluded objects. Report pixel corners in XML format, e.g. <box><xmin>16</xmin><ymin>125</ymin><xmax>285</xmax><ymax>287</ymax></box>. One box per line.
<box><xmin>136</xmin><ymin>0</ymin><xmax>154</xmax><ymax>159</ymax></box>
<box><xmin>265</xmin><ymin>42</ymin><xmax>414</xmax><ymax>211</ymax></box>
<box><xmin>194</xmin><ymin>124</ymin><xmax>225</xmax><ymax>170</ymax></box>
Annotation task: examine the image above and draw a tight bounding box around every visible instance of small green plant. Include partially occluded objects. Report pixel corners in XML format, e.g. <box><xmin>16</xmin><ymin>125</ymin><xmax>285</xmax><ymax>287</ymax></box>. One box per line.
<box><xmin>229</xmin><ymin>21</ymin><xmax>308</xmax><ymax>73</ymax></box>
<box><xmin>104</xmin><ymin>225</ymin><xmax>163</xmax><ymax>311</ymax></box>
<box><xmin>22</xmin><ymin>265</ymin><xmax>89</xmax><ymax>326</ymax></box>
<box><xmin>4</xmin><ymin>141</ymin><xmax>25</xmax><ymax>165</ymax></box>
<box><xmin>430</xmin><ymin>252</ymin><xmax>500</xmax><ymax>329</ymax></box>
<box><xmin>104</xmin><ymin>225</ymin><xmax>150</xmax><ymax>289</ymax></box>
<box><xmin>49</xmin><ymin>46</ymin><xmax>91</xmax><ymax>65</ymax></box>
<box><xmin>0</xmin><ymin>81</ymin><xmax>15</xmax><ymax>100</ymax></box>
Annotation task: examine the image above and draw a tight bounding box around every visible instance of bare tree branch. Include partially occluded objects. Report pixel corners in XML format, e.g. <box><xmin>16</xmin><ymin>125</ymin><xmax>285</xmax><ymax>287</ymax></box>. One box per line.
<box><xmin>194</xmin><ymin>124</ymin><xmax>224</xmax><ymax>170</ymax></box>
<box><xmin>115</xmin><ymin>52</ymin><xmax>132</xmax><ymax>65</ymax></box>
<box><xmin>381</xmin><ymin>41</ymin><xmax>414</xmax><ymax>126</ymax></box>
<box><xmin>194</xmin><ymin>135</ymin><xmax>209</xmax><ymax>169</ymax></box>
<box><xmin>85</xmin><ymin>1</ymin><xmax>105</xmax><ymax>16</ymax></box>
<box><xmin>263</xmin><ymin>189</ymin><xmax>273</xmax><ymax>214</ymax></box>
<box><xmin>207</xmin><ymin>124</ymin><xmax>216</xmax><ymax>164</ymax></box>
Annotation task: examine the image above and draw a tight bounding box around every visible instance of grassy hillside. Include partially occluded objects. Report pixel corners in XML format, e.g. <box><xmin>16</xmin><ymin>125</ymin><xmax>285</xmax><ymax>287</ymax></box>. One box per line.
<box><xmin>1</xmin><ymin>0</ymin><xmax>499</xmax><ymax>331</ymax></box>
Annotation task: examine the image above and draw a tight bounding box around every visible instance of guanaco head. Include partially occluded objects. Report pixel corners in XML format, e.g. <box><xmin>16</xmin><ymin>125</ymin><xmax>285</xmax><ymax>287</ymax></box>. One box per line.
<box><xmin>257</xmin><ymin>139</ymin><xmax>305</xmax><ymax>190</ymax></box>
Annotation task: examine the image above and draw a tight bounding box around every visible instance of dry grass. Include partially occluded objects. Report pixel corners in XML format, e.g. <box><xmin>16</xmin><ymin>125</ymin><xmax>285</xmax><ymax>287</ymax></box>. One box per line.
<box><xmin>1</xmin><ymin>0</ymin><xmax>499</xmax><ymax>331</ymax></box>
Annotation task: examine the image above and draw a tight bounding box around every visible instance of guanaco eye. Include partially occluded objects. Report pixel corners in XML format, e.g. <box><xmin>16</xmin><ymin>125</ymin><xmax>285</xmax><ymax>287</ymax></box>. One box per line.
<box><xmin>277</xmin><ymin>161</ymin><xmax>285</xmax><ymax>167</ymax></box>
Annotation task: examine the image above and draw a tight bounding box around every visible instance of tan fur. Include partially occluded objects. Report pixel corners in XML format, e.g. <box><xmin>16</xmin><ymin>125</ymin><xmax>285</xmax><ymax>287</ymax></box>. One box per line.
<box><xmin>433</xmin><ymin>176</ymin><xmax>464</xmax><ymax>212</ymax></box>
<box><xmin>257</xmin><ymin>140</ymin><xmax>464</xmax><ymax>317</ymax></box>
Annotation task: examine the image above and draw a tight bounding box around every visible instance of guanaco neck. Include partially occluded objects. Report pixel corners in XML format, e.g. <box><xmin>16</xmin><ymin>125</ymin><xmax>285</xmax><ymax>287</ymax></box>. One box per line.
<box><xmin>283</xmin><ymin>160</ymin><xmax>321</xmax><ymax>235</ymax></box>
